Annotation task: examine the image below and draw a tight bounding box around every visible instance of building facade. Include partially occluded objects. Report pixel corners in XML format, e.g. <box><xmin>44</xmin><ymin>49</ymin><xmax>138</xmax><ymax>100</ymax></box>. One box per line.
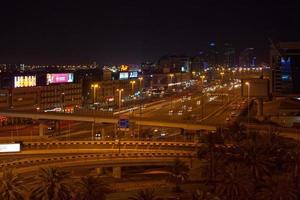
<box><xmin>271</xmin><ymin>42</ymin><xmax>300</xmax><ymax>95</ymax></box>
<box><xmin>0</xmin><ymin>83</ymin><xmax>82</xmax><ymax>111</ymax></box>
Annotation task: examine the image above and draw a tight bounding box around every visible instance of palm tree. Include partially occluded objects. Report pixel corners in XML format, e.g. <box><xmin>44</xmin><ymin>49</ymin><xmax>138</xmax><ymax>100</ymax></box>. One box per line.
<box><xmin>239</xmin><ymin>139</ymin><xmax>272</xmax><ymax>182</ymax></box>
<box><xmin>0</xmin><ymin>168</ymin><xmax>27</xmax><ymax>200</ymax></box>
<box><xmin>167</xmin><ymin>158</ymin><xmax>189</xmax><ymax>193</ymax></box>
<box><xmin>222</xmin><ymin>122</ymin><xmax>246</xmax><ymax>144</ymax></box>
<box><xmin>256</xmin><ymin>173</ymin><xmax>298</xmax><ymax>200</ymax></box>
<box><xmin>129</xmin><ymin>189</ymin><xmax>158</xmax><ymax>200</ymax></box>
<box><xmin>29</xmin><ymin>167</ymin><xmax>72</xmax><ymax>200</ymax></box>
<box><xmin>197</xmin><ymin>132</ymin><xmax>227</xmax><ymax>192</ymax></box>
<box><xmin>192</xmin><ymin>189</ymin><xmax>220</xmax><ymax>200</ymax></box>
<box><xmin>75</xmin><ymin>175</ymin><xmax>111</xmax><ymax>200</ymax></box>
<box><xmin>215</xmin><ymin>163</ymin><xmax>254</xmax><ymax>200</ymax></box>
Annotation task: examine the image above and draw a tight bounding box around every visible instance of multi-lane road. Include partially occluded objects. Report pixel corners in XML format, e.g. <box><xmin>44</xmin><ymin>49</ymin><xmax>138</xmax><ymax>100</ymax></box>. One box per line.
<box><xmin>0</xmin><ymin>80</ymin><xmax>242</xmax><ymax>141</ymax></box>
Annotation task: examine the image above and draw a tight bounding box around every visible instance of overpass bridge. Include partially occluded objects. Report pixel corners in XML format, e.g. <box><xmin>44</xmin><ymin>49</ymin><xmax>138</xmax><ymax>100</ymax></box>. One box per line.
<box><xmin>0</xmin><ymin>140</ymin><xmax>199</xmax><ymax>178</ymax></box>
<box><xmin>0</xmin><ymin>110</ymin><xmax>217</xmax><ymax>135</ymax></box>
<box><xmin>0</xmin><ymin>151</ymin><xmax>195</xmax><ymax>178</ymax></box>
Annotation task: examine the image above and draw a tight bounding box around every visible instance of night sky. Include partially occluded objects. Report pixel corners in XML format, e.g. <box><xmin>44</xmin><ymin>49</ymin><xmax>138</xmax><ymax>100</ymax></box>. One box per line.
<box><xmin>1</xmin><ymin>0</ymin><xmax>299</xmax><ymax>65</ymax></box>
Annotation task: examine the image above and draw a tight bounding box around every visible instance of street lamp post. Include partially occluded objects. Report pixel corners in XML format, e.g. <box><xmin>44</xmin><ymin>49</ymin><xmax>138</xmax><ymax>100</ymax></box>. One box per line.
<box><xmin>245</xmin><ymin>82</ymin><xmax>250</xmax><ymax>125</ymax></box>
<box><xmin>130</xmin><ymin>80</ymin><xmax>136</xmax><ymax>96</ymax></box>
<box><xmin>192</xmin><ymin>71</ymin><xmax>196</xmax><ymax>79</ymax></box>
<box><xmin>198</xmin><ymin>75</ymin><xmax>206</xmax><ymax>120</ymax></box>
<box><xmin>116</xmin><ymin>88</ymin><xmax>124</xmax><ymax>115</ymax></box>
<box><xmin>169</xmin><ymin>74</ymin><xmax>174</xmax><ymax>89</ymax></box>
<box><xmin>138</xmin><ymin>77</ymin><xmax>143</xmax><ymax>92</ymax></box>
<box><xmin>169</xmin><ymin>74</ymin><xmax>174</xmax><ymax>110</ymax></box>
<box><xmin>220</xmin><ymin>71</ymin><xmax>225</xmax><ymax>82</ymax></box>
<box><xmin>116</xmin><ymin>88</ymin><xmax>124</xmax><ymax>153</ymax></box>
<box><xmin>91</xmin><ymin>84</ymin><xmax>99</xmax><ymax>140</ymax></box>
<box><xmin>91</xmin><ymin>84</ymin><xmax>99</xmax><ymax>104</ymax></box>
<box><xmin>200</xmin><ymin>75</ymin><xmax>205</xmax><ymax>86</ymax></box>
<box><xmin>138</xmin><ymin>77</ymin><xmax>143</xmax><ymax>140</ymax></box>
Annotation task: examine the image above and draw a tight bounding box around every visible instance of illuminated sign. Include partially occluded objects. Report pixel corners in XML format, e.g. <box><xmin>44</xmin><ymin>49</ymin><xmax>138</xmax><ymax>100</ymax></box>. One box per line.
<box><xmin>119</xmin><ymin>72</ymin><xmax>129</xmax><ymax>80</ymax></box>
<box><xmin>119</xmin><ymin>65</ymin><xmax>129</xmax><ymax>72</ymax></box>
<box><xmin>0</xmin><ymin>144</ymin><xmax>21</xmax><ymax>153</ymax></box>
<box><xmin>14</xmin><ymin>76</ymin><xmax>36</xmax><ymax>88</ymax></box>
<box><xmin>46</xmin><ymin>73</ymin><xmax>74</xmax><ymax>85</ymax></box>
<box><xmin>129</xmin><ymin>71</ymin><xmax>138</xmax><ymax>78</ymax></box>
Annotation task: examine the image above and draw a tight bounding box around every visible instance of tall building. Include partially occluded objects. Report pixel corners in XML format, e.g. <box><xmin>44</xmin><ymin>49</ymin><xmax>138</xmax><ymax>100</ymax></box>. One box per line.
<box><xmin>223</xmin><ymin>43</ymin><xmax>235</xmax><ymax>68</ymax></box>
<box><xmin>190</xmin><ymin>51</ymin><xmax>208</xmax><ymax>72</ymax></box>
<box><xmin>207</xmin><ymin>42</ymin><xmax>219</xmax><ymax>68</ymax></box>
<box><xmin>239</xmin><ymin>48</ymin><xmax>256</xmax><ymax>67</ymax></box>
<box><xmin>271</xmin><ymin>42</ymin><xmax>300</xmax><ymax>95</ymax></box>
<box><xmin>158</xmin><ymin>55</ymin><xmax>190</xmax><ymax>73</ymax></box>
<box><xmin>141</xmin><ymin>62</ymin><xmax>158</xmax><ymax>75</ymax></box>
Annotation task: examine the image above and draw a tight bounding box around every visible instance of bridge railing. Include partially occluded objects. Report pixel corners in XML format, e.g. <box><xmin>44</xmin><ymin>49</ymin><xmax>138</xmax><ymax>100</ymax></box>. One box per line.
<box><xmin>22</xmin><ymin>140</ymin><xmax>200</xmax><ymax>148</ymax></box>
<box><xmin>0</xmin><ymin>151</ymin><xmax>195</xmax><ymax>170</ymax></box>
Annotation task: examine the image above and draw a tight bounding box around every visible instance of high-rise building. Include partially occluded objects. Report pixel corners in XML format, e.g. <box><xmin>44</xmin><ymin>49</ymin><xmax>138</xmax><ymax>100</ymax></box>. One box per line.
<box><xmin>223</xmin><ymin>43</ymin><xmax>235</xmax><ymax>68</ymax></box>
<box><xmin>141</xmin><ymin>62</ymin><xmax>158</xmax><ymax>74</ymax></box>
<box><xmin>158</xmin><ymin>55</ymin><xmax>190</xmax><ymax>73</ymax></box>
<box><xmin>271</xmin><ymin>42</ymin><xmax>300</xmax><ymax>95</ymax></box>
<box><xmin>207</xmin><ymin>42</ymin><xmax>219</xmax><ymax>68</ymax></box>
<box><xmin>239</xmin><ymin>48</ymin><xmax>256</xmax><ymax>67</ymax></box>
<box><xmin>190</xmin><ymin>51</ymin><xmax>208</xmax><ymax>72</ymax></box>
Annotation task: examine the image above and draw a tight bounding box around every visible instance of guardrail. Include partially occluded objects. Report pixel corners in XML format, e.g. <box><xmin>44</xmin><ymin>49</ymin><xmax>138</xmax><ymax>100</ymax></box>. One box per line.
<box><xmin>22</xmin><ymin>140</ymin><xmax>201</xmax><ymax>148</ymax></box>
<box><xmin>0</xmin><ymin>151</ymin><xmax>195</xmax><ymax>170</ymax></box>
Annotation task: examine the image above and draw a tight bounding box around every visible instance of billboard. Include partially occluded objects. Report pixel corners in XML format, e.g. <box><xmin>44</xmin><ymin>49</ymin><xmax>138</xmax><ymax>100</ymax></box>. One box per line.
<box><xmin>46</xmin><ymin>73</ymin><xmax>74</xmax><ymax>85</ymax></box>
<box><xmin>241</xmin><ymin>79</ymin><xmax>270</xmax><ymax>98</ymax></box>
<box><xmin>0</xmin><ymin>143</ymin><xmax>21</xmax><ymax>153</ymax></box>
<box><xmin>129</xmin><ymin>71</ymin><xmax>138</xmax><ymax>79</ymax></box>
<box><xmin>119</xmin><ymin>64</ymin><xmax>129</xmax><ymax>71</ymax></box>
<box><xmin>14</xmin><ymin>76</ymin><xmax>36</xmax><ymax>88</ymax></box>
<box><xmin>119</xmin><ymin>72</ymin><xmax>129</xmax><ymax>80</ymax></box>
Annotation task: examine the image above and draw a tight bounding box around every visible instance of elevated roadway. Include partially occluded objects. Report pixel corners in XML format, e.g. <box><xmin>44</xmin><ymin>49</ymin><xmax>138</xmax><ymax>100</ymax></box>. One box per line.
<box><xmin>0</xmin><ymin>110</ymin><xmax>217</xmax><ymax>131</ymax></box>
<box><xmin>0</xmin><ymin>151</ymin><xmax>195</xmax><ymax>177</ymax></box>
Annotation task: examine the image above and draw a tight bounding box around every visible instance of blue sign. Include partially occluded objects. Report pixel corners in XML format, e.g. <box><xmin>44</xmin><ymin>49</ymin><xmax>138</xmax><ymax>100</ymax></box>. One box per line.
<box><xmin>118</xmin><ymin>119</ymin><xmax>129</xmax><ymax>129</ymax></box>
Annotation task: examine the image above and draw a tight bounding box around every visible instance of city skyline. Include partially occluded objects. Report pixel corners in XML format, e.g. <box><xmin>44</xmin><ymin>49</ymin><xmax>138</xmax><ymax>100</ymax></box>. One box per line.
<box><xmin>1</xmin><ymin>0</ymin><xmax>299</xmax><ymax>64</ymax></box>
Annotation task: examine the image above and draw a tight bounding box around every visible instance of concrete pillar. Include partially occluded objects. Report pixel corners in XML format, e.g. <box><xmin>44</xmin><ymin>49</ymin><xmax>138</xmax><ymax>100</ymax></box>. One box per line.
<box><xmin>96</xmin><ymin>167</ymin><xmax>103</xmax><ymax>175</ymax></box>
<box><xmin>101</xmin><ymin>128</ymin><xmax>105</xmax><ymax>140</ymax></box>
<box><xmin>39</xmin><ymin>123</ymin><xmax>45</xmax><ymax>136</ymax></box>
<box><xmin>256</xmin><ymin>98</ymin><xmax>263</xmax><ymax>117</ymax></box>
<box><xmin>112</xmin><ymin>166</ymin><xmax>121</xmax><ymax>178</ymax></box>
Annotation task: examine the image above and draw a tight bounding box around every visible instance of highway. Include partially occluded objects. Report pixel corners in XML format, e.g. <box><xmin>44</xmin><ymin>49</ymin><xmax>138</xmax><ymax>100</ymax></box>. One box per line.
<box><xmin>0</xmin><ymin>151</ymin><xmax>194</xmax><ymax>177</ymax></box>
<box><xmin>0</xmin><ymin>140</ymin><xmax>198</xmax><ymax>176</ymax></box>
<box><xmin>0</xmin><ymin>80</ymin><xmax>241</xmax><ymax>143</ymax></box>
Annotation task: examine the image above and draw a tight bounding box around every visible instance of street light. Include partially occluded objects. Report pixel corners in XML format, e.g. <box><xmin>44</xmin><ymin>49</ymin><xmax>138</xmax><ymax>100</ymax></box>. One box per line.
<box><xmin>137</xmin><ymin>77</ymin><xmax>144</xmax><ymax>139</ymax></box>
<box><xmin>138</xmin><ymin>77</ymin><xmax>143</xmax><ymax>93</ymax></box>
<box><xmin>220</xmin><ymin>71</ymin><xmax>225</xmax><ymax>81</ymax></box>
<box><xmin>192</xmin><ymin>71</ymin><xmax>196</xmax><ymax>78</ymax></box>
<box><xmin>200</xmin><ymin>75</ymin><xmax>205</xmax><ymax>85</ymax></box>
<box><xmin>245</xmin><ymin>82</ymin><xmax>250</xmax><ymax>125</ymax></box>
<box><xmin>116</xmin><ymin>88</ymin><xmax>124</xmax><ymax>152</ymax></box>
<box><xmin>91</xmin><ymin>84</ymin><xmax>99</xmax><ymax>104</ymax></box>
<box><xmin>169</xmin><ymin>74</ymin><xmax>174</xmax><ymax>83</ymax></box>
<box><xmin>130</xmin><ymin>80</ymin><xmax>136</xmax><ymax>95</ymax></box>
<box><xmin>116</xmin><ymin>88</ymin><xmax>124</xmax><ymax>114</ymax></box>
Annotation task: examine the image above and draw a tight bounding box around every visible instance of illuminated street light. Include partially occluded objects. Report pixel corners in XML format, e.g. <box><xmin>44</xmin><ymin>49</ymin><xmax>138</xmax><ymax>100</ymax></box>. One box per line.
<box><xmin>220</xmin><ymin>71</ymin><xmax>225</xmax><ymax>80</ymax></box>
<box><xmin>200</xmin><ymin>75</ymin><xmax>205</xmax><ymax>85</ymax></box>
<box><xmin>169</xmin><ymin>74</ymin><xmax>174</xmax><ymax>82</ymax></box>
<box><xmin>116</xmin><ymin>88</ymin><xmax>124</xmax><ymax>113</ymax></box>
<box><xmin>168</xmin><ymin>74</ymin><xmax>174</xmax><ymax>90</ymax></box>
<box><xmin>137</xmin><ymin>76</ymin><xmax>144</xmax><ymax>139</ymax></box>
<box><xmin>192</xmin><ymin>71</ymin><xmax>196</xmax><ymax>78</ymax></box>
<box><xmin>91</xmin><ymin>83</ymin><xmax>99</xmax><ymax>104</ymax></box>
<box><xmin>138</xmin><ymin>77</ymin><xmax>143</xmax><ymax>91</ymax></box>
<box><xmin>130</xmin><ymin>80</ymin><xmax>136</xmax><ymax>95</ymax></box>
<box><xmin>245</xmin><ymin>82</ymin><xmax>250</xmax><ymax>125</ymax></box>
